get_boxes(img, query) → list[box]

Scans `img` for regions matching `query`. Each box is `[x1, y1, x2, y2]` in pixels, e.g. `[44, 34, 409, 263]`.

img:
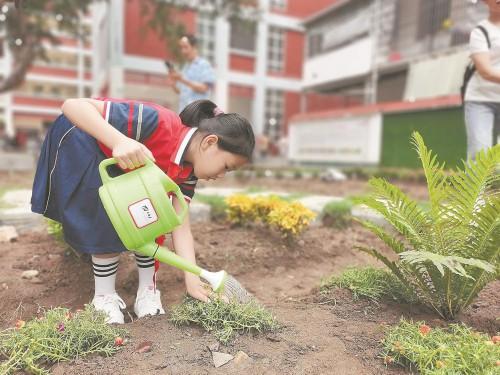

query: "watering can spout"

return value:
[136, 242, 203, 276]
[137, 242, 160, 258]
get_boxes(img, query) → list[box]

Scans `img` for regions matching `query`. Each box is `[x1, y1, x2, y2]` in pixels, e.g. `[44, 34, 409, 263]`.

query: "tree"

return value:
[0, 0, 252, 94]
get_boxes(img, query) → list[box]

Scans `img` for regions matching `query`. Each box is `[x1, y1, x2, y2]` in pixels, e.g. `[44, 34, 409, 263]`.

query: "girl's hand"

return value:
[185, 274, 211, 303]
[112, 137, 155, 170]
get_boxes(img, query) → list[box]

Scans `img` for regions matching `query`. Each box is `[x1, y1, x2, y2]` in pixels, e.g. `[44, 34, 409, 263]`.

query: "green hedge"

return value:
[381, 108, 466, 169]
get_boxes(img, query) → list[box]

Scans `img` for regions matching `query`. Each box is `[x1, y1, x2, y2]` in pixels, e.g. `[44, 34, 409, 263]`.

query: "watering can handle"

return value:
[98, 157, 151, 183]
[98, 158, 118, 184]
[164, 179, 189, 223]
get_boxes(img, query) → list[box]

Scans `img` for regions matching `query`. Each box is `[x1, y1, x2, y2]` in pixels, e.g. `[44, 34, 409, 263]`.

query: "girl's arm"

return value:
[171, 197, 211, 302]
[61, 98, 155, 170]
[472, 52, 500, 84]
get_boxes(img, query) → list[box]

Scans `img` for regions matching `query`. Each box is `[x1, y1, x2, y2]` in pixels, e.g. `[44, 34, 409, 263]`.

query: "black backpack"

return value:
[461, 25, 491, 102]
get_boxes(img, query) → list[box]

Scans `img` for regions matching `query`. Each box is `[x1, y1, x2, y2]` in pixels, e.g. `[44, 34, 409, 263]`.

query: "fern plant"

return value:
[355, 132, 499, 319]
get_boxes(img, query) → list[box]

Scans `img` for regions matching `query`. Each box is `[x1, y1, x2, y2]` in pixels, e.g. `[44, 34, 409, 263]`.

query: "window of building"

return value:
[264, 88, 284, 141]
[33, 85, 44, 96]
[84, 56, 92, 70]
[196, 11, 216, 65]
[267, 26, 284, 72]
[270, 0, 287, 11]
[230, 19, 256, 53]
[308, 33, 323, 58]
[417, 0, 451, 39]
[51, 86, 61, 97]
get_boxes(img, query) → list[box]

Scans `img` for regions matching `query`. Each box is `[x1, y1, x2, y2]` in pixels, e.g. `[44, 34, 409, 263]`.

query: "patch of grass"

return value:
[0, 305, 126, 375]
[322, 200, 353, 228]
[0, 187, 21, 209]
[170, 296, 279, 344]
[382, 319, 500, 375]
[320, 267, 417, 303]
[342, 167, 428, 183]
[244, 186, 265, 194]
[193, 194, 228, 221]
[46, 219, 64, 242]
[281, 192, 308, 201]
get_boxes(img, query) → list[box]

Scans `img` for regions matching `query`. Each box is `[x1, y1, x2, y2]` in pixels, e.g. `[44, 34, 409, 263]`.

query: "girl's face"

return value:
[192, 134, 248, 180]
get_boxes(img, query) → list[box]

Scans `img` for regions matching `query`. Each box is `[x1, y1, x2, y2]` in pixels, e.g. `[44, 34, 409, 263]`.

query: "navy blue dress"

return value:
[31, 115, 129, 253]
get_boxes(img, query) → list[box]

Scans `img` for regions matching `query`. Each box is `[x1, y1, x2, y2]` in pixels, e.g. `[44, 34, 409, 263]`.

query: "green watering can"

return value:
[97, 158, 230, 295]
[98, 157, 188, 251]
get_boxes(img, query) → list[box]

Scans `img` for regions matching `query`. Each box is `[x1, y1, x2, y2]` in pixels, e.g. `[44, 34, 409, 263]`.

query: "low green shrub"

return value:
[322, 200, 353, 229]
[382, 319, 500, 375]
[0, 305, 126, 375]
[320, 267, 416, 303]
[46, 219, 64, 242]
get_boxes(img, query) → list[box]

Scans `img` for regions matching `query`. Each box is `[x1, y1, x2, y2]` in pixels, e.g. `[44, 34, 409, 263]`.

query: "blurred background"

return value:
[0, 0, 490, 173]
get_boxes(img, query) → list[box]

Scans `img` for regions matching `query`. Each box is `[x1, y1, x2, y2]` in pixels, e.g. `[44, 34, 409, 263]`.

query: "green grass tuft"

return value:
[0, 305, 126, 375]
[170, 296, 279, 344]
[382, 319, 500, 375]
[320, 267, 417, 303]
[322, 200, 353, 229]
[46, 219, 64, 242]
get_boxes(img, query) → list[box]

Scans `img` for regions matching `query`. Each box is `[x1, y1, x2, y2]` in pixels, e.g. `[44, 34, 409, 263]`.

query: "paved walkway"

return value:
[0, 187, 385, 231]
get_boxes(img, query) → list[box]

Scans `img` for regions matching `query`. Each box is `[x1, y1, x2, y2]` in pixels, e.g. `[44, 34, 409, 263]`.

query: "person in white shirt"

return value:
[464, 0, 500, 159]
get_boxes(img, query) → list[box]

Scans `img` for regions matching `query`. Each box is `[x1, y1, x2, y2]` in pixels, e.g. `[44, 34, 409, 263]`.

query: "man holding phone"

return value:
[165, 34, 215, 112]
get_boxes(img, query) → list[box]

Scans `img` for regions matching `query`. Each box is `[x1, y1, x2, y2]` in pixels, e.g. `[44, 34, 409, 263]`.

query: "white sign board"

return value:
[288, 113, 382, 165]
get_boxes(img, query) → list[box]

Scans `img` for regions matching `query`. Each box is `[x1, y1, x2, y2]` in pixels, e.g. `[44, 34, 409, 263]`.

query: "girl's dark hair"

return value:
[179, 100, 255, 160]
[181, 34, 197, 47]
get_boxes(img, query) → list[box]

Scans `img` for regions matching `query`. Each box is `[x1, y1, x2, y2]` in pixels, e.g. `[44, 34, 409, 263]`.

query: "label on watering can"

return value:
[128, 198, 158, 228]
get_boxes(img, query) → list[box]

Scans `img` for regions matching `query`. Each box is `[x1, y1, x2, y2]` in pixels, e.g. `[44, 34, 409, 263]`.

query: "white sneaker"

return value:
[92, 293, 126, 324]
[134, 286, 166, 318]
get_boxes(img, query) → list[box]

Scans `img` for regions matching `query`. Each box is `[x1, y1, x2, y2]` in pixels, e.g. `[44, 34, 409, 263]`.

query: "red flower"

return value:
[114, 337, 124, 346]
[491, 336, 500, 344]
[15, 320, 25, 329]
[56, 322, 65, 332]
[419, 324, 431, 336]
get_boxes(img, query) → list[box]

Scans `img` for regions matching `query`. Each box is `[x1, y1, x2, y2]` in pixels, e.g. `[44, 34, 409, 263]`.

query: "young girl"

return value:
[31, 98, 255, 324]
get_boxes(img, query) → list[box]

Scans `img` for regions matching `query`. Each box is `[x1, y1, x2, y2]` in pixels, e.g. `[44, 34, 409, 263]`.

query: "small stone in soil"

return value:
[0, 226, 18, 242]
[21, 270, 39, 279]
[136, 340, 153, 353]
[1, 283, 8, 290]
[233, 351, 251, 366]
[29, 277, 43, 284]
[212, 351, 234, 368]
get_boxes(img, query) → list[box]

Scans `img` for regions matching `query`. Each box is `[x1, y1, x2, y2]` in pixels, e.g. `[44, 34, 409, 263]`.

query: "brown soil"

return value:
[1, 221, 498, 375]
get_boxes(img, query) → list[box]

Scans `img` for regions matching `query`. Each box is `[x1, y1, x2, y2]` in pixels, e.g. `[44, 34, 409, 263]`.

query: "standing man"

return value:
[463, 0, 500, 159]
[166, 34, 216, 112]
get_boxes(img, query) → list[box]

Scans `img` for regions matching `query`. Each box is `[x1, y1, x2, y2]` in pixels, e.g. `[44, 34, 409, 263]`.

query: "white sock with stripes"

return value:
[135, 254, 156, 290]
[92, 255, 119, 296]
